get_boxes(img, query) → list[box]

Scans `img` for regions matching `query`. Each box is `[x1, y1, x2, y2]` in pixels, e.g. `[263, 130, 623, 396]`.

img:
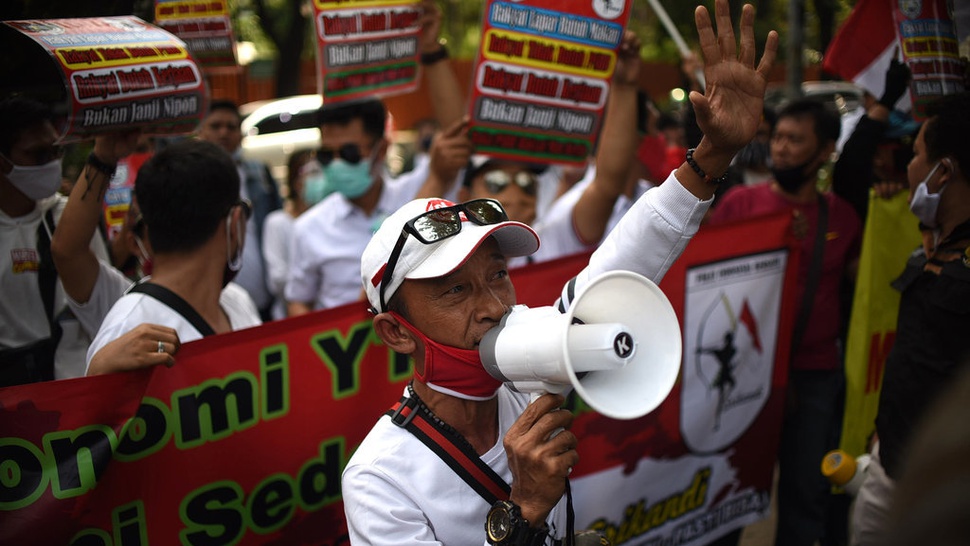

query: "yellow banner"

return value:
[840, 191, 921, 456]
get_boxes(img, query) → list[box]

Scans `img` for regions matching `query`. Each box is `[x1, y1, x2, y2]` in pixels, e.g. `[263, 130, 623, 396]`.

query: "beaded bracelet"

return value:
[86, 152, 117, 179]
[685, 147, 728, 185]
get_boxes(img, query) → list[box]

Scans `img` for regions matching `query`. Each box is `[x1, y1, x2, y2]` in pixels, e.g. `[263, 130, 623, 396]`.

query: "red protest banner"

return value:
[0, 213, 797, 546]
[467, 0, 631, 166]
[571, 212, 798, 544]
[312, 0, 423, 104]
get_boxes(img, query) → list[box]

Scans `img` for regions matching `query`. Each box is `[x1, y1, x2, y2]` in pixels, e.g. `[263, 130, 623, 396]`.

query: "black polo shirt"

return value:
[876, 221, 970, 479]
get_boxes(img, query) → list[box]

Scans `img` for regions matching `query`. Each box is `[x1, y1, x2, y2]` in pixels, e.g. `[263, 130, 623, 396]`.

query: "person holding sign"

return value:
[0, 96, 111, 385]
[84, 140, 262, 372]
[421, 31, 644, 266]
[285, 0, 467, 315]
[341, 1, 778, 543]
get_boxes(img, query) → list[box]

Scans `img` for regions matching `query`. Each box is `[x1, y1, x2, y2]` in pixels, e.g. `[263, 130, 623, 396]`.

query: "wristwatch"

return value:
[485, 500, 548, 545]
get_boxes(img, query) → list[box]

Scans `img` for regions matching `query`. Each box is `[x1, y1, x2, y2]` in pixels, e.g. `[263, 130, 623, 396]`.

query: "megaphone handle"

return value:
[530, 391, 565, 439]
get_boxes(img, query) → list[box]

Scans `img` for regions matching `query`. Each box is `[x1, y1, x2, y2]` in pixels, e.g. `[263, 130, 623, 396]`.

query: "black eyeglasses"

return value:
[317, 143, 364, 166]
[378, 199, 509, 313]
[483, 170, 538, 196]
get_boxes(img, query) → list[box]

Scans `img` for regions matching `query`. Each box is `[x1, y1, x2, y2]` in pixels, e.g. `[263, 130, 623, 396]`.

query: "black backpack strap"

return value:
[129, 282, 216, 337]
[387, 393, 511, 505]
[33, 208, 60, 382]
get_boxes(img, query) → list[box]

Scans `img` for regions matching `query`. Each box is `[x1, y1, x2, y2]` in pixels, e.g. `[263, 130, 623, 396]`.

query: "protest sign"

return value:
[893, 0, 965, 119]
[311, 0, 424, 104]
[0, 16, 207, 142]
[467, 0, 631, 166]
[154, 0, 238, 69]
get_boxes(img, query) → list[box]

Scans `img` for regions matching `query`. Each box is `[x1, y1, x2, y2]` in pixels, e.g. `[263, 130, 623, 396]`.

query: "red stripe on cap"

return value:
[371, 263, 387, 288]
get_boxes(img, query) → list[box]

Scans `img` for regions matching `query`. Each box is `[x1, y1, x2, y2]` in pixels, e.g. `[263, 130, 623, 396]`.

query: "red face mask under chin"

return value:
[391, 312, 503, 401]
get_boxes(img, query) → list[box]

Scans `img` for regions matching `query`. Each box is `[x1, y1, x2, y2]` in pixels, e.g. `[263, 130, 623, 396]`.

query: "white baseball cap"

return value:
[361, 197, 539, 312]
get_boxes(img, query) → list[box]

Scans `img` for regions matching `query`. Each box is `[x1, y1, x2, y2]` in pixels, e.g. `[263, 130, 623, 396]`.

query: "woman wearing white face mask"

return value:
[851, 92, 970, 546]
[0, 96, 113, 385]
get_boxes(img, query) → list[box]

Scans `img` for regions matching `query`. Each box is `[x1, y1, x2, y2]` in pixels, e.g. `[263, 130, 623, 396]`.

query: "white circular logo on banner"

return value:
[592, 0, 625, 20]
[898, 0, 922, 19]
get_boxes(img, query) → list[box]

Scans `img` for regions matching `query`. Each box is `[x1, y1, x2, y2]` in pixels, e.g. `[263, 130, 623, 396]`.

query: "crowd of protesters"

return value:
[2, 0, 969, 545]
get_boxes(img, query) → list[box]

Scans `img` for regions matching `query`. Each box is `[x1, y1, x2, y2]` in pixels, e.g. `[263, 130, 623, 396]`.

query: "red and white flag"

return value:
[822, 0, 900, 103]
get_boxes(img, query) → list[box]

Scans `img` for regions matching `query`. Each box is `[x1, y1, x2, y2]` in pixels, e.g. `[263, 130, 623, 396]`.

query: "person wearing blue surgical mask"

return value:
[0, 96, 111, 385]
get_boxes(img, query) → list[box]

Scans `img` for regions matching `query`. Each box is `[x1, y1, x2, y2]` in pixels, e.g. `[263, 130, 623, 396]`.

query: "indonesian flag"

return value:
[822, 0, 901, 104]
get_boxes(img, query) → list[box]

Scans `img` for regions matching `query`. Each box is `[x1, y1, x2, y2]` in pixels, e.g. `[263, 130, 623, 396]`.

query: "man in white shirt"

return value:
[86, 140, 261, 373]
[342, 2, 779, 543]
[285, 1, 466, 314]
[285, 98, 433, 313]
[198, 99, 282, 321]
[0, 96, 110, 384]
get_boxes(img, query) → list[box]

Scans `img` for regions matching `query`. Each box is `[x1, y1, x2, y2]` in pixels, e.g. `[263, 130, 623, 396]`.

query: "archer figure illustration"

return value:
[697, 330, 739, 431]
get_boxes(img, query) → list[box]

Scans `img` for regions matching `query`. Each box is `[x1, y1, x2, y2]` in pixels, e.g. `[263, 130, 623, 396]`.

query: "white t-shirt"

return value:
[85, 280, 261, 372]
[285, 161, 429, 310]
[342, 386, 568, 545]
[261, 209, 296, 320]
[0, 194, 109, 379]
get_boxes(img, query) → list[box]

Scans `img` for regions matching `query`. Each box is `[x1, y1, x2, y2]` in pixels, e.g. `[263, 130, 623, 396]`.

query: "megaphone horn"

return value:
[480, 270, 682, 420]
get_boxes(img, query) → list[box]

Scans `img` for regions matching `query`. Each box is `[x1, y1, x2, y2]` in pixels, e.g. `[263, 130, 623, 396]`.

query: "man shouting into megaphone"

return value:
[342, 1, 778, 543]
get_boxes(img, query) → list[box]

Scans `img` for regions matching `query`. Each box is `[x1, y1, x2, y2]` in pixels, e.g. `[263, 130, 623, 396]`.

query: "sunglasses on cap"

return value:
[483, 170, 537, 196]
[378, 198, 509, 313]
[316, 143, 366, 166]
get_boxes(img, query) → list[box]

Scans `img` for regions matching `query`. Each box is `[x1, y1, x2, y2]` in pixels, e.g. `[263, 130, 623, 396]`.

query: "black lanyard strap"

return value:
[128, 282, 216, 337]
[387, 391, 511, 505]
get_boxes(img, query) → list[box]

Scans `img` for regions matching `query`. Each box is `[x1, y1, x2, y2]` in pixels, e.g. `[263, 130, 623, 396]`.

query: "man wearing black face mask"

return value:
[709, 99, 862, 546]
[85, 140, 262, 373]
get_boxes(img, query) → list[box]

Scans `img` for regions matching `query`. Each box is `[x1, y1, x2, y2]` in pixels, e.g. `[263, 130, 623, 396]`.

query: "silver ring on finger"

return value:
[157, 340, 165, 353]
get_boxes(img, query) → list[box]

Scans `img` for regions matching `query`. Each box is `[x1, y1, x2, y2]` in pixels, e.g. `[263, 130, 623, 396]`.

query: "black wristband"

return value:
[685, 148, 727, 185]
[86, 152, 117, 178]
[420, 46, 449, 65]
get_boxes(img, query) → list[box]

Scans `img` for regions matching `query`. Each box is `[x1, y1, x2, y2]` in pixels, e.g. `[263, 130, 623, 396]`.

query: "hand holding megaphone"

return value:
[479, 271, 682, 420]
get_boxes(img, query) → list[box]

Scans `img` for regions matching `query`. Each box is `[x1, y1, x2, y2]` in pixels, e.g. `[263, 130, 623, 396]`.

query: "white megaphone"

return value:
[479, 270, 682, 420]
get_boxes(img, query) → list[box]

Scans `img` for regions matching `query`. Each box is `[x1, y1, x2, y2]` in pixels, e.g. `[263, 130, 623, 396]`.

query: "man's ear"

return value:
[373, 313, 417, 355]
[231, 206, 247, 246]
[941, 157, 958, 179]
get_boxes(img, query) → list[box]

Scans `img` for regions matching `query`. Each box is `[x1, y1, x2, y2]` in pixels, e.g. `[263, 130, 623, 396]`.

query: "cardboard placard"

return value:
[467, 0, 631, 166]
[0, 16, 208, 142]
[154, 0, 238, 70]
[312, 0, 424, 104]
[893, 0, 965, 120]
